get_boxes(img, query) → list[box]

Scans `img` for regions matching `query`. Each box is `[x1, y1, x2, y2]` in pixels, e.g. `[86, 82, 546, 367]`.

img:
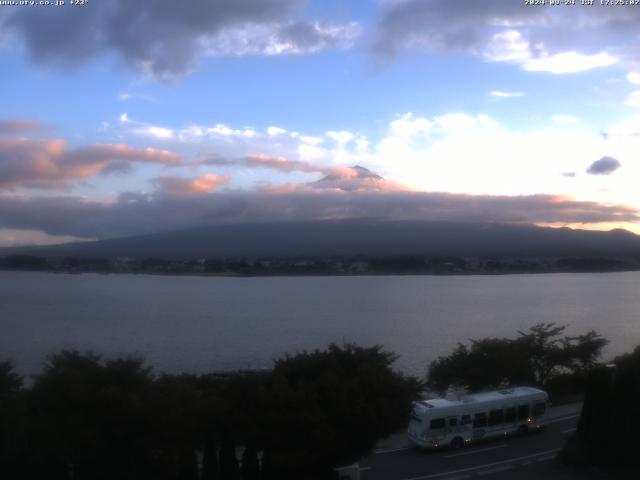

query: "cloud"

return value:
[308, 165, 407, 192]
[326, 130, 355, 144]
[133, 126, 175, 140]
[628, 72, 640, 85]
[1, 190, 636, 240]
[389, 113, 433, 139]
[373, 1, 629, 74]
[586, 156, 621, 175]
[267, 126, 287, 136]
[152, 174, 230, 195]
[523, 51, 618, 74]
[0, 120, 44, 135]
[204, 20, 359, 57]
[202, 154, 395, 191]
[118, 92, 156, 103]
[626, 91, 640, 107]
[603, 115, 640, 138]
[0, 228, 93, 248]
[0, 137, 180, 190]
[203, 154, 334, 174]
[484, 30, 618, 74]
[300, 136, 323, 145]
[489, 91, 524, 98]
[6, 0, 357, 78]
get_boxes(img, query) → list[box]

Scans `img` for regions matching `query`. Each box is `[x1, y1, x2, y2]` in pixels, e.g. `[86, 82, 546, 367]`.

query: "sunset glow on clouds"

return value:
[2, 0, 640, 246]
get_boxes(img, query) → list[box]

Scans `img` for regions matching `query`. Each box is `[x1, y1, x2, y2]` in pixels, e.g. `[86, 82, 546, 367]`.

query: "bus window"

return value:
[461, 415, 471, 425]
[430, 418, 446, 430]
[517, 404, 529, 420]
[488, 409, 504, 426]
[533, 402, 546, 416]
[505, 407, 516, 422]
[449, 418, 458, 427]
[473, 412, 487, 428]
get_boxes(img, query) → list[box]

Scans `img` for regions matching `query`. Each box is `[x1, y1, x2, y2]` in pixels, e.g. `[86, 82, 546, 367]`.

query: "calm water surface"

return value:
[2, 271, 639, 378]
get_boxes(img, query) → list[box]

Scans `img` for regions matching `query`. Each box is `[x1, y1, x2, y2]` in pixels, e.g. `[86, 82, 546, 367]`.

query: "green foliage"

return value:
[428, 338, 533, 391]
[1, 344, 419, 480]
[262, 343, 422, 478]
[0, 360, 22, 396]
[428, 323, 608, 392]
[27, 351, 156, 480]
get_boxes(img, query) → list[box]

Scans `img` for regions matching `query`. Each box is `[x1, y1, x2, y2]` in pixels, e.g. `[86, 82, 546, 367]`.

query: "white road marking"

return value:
[444, 444, 508, 458]
[373, 446, 411, 454]
[535, 454, 557, 462]
[544, 414, 580, 425]
[562, 427, 576, 434]
[399, 448, 562, 480]
[359, 466, 372, 471]
[477, 465, 514, 475]
[521, 460, 532, 465]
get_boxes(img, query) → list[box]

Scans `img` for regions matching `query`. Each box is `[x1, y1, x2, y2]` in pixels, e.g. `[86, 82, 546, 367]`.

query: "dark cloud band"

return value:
[0, 190, 636, 240]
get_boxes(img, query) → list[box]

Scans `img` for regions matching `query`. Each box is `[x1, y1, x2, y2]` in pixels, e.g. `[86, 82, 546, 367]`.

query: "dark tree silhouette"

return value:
[0, 360, 22, 396]
[1, 344, 419, 480]
[427, 323, 608, 392]
[260, 343, 421, 479]
[27, 351, 156, 480]
[577, 346, 640, 467]
[427, 338, 533, 391]
[562, 345, 640, 470]
[219, 433, 240, 480]
[241, 442, 260, 480]
[201, 433, 219, 480]
[0, 360, 25, 479]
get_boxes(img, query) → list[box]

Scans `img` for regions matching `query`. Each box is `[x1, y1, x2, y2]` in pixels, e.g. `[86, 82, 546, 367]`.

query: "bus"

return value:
[407, 386, 549, 449]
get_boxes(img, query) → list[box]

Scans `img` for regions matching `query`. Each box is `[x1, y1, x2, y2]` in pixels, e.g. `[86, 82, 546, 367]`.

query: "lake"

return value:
[2, 270, 639, 378]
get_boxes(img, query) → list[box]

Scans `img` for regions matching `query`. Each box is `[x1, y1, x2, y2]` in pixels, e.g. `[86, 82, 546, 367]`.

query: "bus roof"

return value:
[417, 386, 546, 410]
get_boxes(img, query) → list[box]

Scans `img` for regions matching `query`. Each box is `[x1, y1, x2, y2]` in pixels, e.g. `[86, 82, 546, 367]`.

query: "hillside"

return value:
[4, 220, 640, 260]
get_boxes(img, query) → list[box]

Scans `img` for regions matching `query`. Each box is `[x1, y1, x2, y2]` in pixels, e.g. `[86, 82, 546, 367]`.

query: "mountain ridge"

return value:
[3, 219, 640, 260]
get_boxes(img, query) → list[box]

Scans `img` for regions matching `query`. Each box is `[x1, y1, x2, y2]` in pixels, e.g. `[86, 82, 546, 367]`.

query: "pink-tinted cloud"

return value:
[205, 153, 345, 175]
[0, 138, 180, 190]
[0, 120, 45, 135]
[206, 155, 408, 192]
[152, 174, 230, 195]
[308, 165, 407, 192]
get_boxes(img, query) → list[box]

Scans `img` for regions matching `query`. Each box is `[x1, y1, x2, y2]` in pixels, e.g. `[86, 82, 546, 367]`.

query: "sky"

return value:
[1, 0, 640, 246]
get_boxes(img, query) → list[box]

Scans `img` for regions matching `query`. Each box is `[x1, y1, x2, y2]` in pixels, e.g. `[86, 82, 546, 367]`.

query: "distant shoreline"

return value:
[4, 252, 640, 277]
[3, 266, 640, 278]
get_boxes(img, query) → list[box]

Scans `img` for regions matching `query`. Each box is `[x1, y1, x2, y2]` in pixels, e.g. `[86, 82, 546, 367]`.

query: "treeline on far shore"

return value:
[1, 324, 639, 479]
[2, 253, 640, 276]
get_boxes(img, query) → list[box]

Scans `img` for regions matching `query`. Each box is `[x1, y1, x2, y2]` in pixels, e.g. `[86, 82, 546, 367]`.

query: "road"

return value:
[359, 403, 583, 480]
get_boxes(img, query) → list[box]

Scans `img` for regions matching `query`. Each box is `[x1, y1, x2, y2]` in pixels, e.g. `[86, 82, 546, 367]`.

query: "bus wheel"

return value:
[450, 437, 464, 449]
[517, 425, 528, 436]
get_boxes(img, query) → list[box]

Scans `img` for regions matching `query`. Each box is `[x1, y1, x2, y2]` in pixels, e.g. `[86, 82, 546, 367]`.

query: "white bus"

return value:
[407, 386, 549, 449]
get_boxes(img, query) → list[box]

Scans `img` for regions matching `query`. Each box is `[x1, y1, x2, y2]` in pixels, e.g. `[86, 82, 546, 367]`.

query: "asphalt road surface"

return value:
[360, 404, 584, 480]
